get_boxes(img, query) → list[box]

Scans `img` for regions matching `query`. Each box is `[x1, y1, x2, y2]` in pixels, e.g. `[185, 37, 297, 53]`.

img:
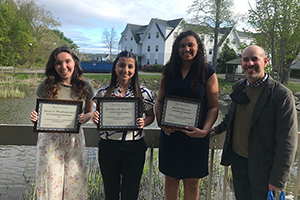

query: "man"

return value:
[212, 45, 298, 199]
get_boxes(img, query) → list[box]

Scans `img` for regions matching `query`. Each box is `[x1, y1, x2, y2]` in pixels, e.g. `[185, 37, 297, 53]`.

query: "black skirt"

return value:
[159, 130, 209, 179]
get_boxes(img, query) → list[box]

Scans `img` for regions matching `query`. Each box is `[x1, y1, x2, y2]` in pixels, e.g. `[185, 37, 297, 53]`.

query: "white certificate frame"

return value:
[96, 97, 141, 131]
[34, 98, 83, 133]
[159, 95, 203, 129]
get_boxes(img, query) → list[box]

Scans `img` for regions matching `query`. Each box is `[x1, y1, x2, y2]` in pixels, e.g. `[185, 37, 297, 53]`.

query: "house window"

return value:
[208, 61, 212, 65]
[233, 39, 236, 44]
[201, 35, 205, 42]
[147, 59, 150, 64]
[209, 49, 213, 55]
[210, 37, 213, 43]
[131, 36, 133, 41]
[148, 33, 151, 39]
[130, 46, 133, 52]
[226, 38, 230, 43]
[155, 45, 158, 52]
[125, 46, 127, 51]
[156, 32, 159, 38]
[155, 59, 158, 64]
[125, 36, 127, 41]
[148, 45, 150, 52]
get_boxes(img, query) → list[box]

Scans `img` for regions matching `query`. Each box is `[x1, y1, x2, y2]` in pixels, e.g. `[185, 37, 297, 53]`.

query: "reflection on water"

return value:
[0, 145, 98, 199]
[0, 88, 36, 125]
[0, 87, 97, 126]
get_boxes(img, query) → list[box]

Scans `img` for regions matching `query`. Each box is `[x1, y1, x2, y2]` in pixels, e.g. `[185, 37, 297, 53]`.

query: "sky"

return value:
[36, 0, 255, 54]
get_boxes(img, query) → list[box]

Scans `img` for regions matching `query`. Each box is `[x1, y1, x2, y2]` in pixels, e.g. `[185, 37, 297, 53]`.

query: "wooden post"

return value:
[223, 166, 228, 200]
[148, 148, 154, 200]
[207, 149, 215, 200]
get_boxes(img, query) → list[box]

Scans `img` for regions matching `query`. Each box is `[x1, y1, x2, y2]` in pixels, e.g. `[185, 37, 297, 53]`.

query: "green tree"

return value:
[53, 29, 78, 50]
[16, 0, 61, 67]
[102, 27, 118, 61]
[187, 0, 237, 71]
[0, 0, 33, 66]
[248, 0, 300, 83]
[217, 43, 238, 73]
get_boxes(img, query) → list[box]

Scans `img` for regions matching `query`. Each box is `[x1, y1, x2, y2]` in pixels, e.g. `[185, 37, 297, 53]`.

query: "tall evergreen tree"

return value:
[217, 43, 238, 73]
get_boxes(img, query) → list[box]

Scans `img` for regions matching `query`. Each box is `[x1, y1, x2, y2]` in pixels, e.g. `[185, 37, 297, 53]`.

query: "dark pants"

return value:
[231, 151, 268, 200]
[98, 138, 146, 200]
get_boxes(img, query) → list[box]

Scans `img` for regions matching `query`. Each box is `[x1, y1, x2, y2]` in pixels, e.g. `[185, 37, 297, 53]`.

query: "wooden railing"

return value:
[0, 124, 299, 200]
[0, 66, 14, 74]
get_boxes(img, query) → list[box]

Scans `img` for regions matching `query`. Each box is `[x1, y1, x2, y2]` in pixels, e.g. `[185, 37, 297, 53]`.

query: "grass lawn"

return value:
[283, 82, 300, 93]
[1, 73, 300, 94]
[84, 74, 162, 81]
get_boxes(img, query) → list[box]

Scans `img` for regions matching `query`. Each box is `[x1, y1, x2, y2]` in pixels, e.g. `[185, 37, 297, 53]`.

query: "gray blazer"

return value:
[215, 76, 298, 191]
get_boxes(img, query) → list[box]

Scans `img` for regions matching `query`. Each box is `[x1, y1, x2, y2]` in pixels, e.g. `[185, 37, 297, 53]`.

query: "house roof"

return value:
[236, 30, 251, 38]
[152, 18, 183, 40]
[152, 18, 182, 29]
[225, 57, 241, 65]
[127, 24, 144, 43]
[218, 27, 234, 46]
[123, 18, 183, 43]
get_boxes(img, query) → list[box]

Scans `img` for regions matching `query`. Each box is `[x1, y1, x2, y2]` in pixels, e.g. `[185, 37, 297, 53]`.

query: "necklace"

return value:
[60, 82, 72, 93]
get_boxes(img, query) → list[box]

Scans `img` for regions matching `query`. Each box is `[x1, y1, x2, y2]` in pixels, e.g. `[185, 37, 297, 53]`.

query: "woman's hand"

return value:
[181, 126, 209, 138]
[78, 112, 91, 125]
[137, 118, 144, 129]
[210, 127, 216, 136]
[160, 126, 179, 134]
[30, 110, 38, 123]
[92, 111, 99, 126]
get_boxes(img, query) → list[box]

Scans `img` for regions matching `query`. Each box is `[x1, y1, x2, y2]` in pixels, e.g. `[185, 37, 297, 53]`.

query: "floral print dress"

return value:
[35, 80, 94, 199]
[36, 129, 87, 199]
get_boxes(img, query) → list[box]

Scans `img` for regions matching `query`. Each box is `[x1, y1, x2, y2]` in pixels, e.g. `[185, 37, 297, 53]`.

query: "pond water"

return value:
[0, 85, 298, 199]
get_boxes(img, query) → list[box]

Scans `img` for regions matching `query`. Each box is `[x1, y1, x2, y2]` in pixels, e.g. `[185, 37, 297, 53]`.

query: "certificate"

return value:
[96, 97, 141, 130]
[34, 98, 83, 133]
[159, 95, 203, 129]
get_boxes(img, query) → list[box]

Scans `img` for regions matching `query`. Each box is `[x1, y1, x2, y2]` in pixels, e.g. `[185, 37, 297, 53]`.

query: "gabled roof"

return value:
[236, 30, 252, 38]
[152, 18, 183, 29]
[152, 18, 183, 40]
[127, 24, 144, 43]
[121, 18, 183, 43]
[225, 57, 241, 65]
[218, 27, 234, 46]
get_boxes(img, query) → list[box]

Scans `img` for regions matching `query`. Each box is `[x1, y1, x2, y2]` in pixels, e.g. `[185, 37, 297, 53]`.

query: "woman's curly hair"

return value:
[44, 46, 88, 100]
[161, 30, 208, 91]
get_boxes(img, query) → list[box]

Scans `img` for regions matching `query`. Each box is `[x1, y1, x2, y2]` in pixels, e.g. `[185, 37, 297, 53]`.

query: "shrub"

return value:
[142, 64, 150, 71]
[149, 64, 164, 72]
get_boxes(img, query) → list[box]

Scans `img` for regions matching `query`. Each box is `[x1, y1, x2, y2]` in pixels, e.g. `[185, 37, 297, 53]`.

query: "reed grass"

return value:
[0, 88, 26, 98]
[2, 149, 298, 199]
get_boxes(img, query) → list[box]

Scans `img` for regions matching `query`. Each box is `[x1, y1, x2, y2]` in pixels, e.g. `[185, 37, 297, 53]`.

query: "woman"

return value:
[92, 51, 154, 200]
[30, 46, 94, 199]
[155, 30, 219, 199]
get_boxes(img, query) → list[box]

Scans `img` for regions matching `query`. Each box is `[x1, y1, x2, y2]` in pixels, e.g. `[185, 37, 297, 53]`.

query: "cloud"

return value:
[36, 0, 254, 53]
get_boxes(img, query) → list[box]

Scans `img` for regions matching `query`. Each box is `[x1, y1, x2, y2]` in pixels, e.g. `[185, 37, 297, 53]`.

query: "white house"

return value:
[119, 18, 254, 67]
[119, 18, 184, 66]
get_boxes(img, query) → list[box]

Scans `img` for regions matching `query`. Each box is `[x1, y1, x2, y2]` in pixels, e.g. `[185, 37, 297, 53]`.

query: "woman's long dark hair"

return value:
[162, 30, 208, 90]
[44, 46, 88, 100]
[105, 51, 143, 102]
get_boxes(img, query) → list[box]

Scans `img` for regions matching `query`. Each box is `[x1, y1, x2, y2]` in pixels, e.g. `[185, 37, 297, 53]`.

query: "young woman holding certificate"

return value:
[155, 30, 219, 199]
[29, 46, 94, 199]
[92, 51, 154, 200]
